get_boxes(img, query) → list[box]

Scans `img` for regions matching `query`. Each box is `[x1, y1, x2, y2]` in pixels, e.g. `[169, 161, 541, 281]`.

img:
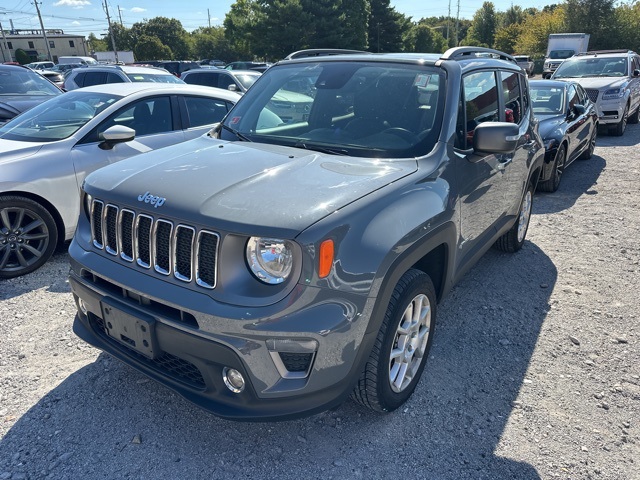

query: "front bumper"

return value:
[596, 100, 626, 125]
[69, 240, 376, 421]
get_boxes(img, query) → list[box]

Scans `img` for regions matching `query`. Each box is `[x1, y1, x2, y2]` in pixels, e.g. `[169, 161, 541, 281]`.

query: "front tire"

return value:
[0, 196, 58, 279]
[628, 104, 640, 124]
[494, 182, 534, 253]
[610, 103, 629, 136]
[538, 144, 566, 193]
[579, 127, 597, 160]
[352, 269, 436, 412]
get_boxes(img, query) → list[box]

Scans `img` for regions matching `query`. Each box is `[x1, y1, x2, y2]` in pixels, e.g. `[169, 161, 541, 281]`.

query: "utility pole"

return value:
[0, 22, 9, 63]
[103, 0, 119, 63]
[118, 5, 124, 26]
[207, 8, 211, 28]
[446, 0, 451, 46]
[33, 1, 52, 61]
[455, 0, 460, 47]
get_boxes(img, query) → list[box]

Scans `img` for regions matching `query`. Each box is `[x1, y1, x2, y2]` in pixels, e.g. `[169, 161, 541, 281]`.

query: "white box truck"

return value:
[93, 51, 135, 64]
[543, 33, 590, 78]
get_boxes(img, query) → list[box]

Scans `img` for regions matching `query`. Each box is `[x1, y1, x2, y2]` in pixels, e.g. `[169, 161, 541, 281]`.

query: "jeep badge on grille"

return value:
[138, 191, 166, 208]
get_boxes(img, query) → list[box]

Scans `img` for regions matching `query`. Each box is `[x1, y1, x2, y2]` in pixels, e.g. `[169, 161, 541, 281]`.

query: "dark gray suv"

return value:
[69, 47, 544, 420]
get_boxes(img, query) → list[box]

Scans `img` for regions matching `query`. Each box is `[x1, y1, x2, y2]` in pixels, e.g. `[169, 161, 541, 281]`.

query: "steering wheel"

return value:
[381, 127, 418, 143]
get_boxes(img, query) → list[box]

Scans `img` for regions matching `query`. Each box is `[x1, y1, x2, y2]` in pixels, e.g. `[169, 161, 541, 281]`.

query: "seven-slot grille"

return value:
[90, 200, 219, 288]
[585, 89, 599, 103]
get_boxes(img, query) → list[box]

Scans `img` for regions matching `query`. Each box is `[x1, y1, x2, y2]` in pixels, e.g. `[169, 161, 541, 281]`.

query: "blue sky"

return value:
[1, 0, 556, 38]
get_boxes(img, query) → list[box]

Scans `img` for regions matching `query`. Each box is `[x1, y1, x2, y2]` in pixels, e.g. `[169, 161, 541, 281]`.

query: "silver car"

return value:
[0, 83, 241, 279]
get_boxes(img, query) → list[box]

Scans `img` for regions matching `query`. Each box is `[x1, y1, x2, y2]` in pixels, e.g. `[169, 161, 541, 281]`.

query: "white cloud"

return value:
[71, 21, 81, 25]
[131, 7, 146, 13]
[53, 0, 91, 7]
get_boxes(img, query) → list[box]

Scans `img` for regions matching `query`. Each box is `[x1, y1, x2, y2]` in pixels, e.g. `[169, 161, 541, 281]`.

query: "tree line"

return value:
[89, 0, 640, 62]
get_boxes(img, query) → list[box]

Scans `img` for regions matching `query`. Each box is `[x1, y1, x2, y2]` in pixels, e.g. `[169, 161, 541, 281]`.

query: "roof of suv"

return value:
[278, 47, 519, 73]
[574, 49, 637, 58]
[74, 64, 173, 74]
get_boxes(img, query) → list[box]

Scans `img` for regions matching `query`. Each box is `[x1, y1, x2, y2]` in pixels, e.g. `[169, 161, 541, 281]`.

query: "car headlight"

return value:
[602, 88, 625, 100]
[83, 191, 93, 221]
[544, 62, 550, 69]
[246, 237, 293, 284]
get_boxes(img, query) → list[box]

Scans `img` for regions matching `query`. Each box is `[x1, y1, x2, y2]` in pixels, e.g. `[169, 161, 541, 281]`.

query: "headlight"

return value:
[246, 237, 293, 284]
[83, 191, 93, 221]
[602, 88, 625, 100]
[544, 62, 550, 69]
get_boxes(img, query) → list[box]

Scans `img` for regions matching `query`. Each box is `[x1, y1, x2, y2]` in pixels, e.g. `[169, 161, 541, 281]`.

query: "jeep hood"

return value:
[84, 137, 418, 237]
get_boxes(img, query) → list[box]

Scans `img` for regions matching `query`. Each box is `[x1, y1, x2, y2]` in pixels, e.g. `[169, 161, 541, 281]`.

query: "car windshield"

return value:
[0, 91, 120, 142]
[0, 68, 61, 96]
[515, 56, 530, 62]
[554, 57, 628, 78]
[530, 86, 565, 115]
[234, 73, 260, 90]
[219, 61, 445, 158]
[125, 73, 184, 83]
[549, 49, 575, 60]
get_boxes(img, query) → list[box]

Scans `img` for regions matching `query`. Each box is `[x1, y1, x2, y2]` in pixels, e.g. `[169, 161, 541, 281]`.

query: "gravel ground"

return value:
[1, 124, 639, 479]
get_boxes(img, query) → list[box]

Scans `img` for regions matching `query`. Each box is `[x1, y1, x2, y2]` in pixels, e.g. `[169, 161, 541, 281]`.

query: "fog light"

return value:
[222, 367, 245, 393]
[78, 298, 88, 315]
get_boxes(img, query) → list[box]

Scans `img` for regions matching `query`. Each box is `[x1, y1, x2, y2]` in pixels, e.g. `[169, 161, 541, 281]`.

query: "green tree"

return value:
[15, 48, 30, 64]
[87, 33, 108, 52]
[514, 6, 565, 57]
[368, 0, 410, 52]
[615, 1, 640, 52]
[405, 23, 447, 53]
[250, 0, 310, 59]
[564, 0, 616, 50]
[131, 17, 191, 59]
[134, 34, 173, 61]
[104, 23, 133, 52]
[192, 27, 236, 62]
[493, 23, 522, 54]
[342, 0, 370, 50]
[223, 0, 262, 59]
[502, 5, 525, 27]
[463, 2, 497, 47]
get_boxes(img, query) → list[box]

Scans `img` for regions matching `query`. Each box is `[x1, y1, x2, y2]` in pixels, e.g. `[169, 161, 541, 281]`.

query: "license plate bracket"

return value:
[100, 298, 158, 359]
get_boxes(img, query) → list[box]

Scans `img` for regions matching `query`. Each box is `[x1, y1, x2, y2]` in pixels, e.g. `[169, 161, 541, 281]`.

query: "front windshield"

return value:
[0, 91, 120, 142]
[0, 68, 61, 96]
[554, 56, 628, 78]
[220, 61, 445, 158]
[125, 73, 184, 83]
[549, 50, 575, 60]
[235, 73, 260, 90]
[530, 85, 565, 115]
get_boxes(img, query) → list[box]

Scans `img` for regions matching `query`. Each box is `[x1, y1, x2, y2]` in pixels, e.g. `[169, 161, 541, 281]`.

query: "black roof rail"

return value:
[283, 49, 371, 60]
[440, 47, 516, 64]
[575, 49, 636, 56]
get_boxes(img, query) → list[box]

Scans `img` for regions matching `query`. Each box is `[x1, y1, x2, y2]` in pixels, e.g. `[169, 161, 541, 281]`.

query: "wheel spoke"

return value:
[20, 243, 44, 258]
[21, 218, 45, 235]
[14, 248, 29, 267]
[0, 209, 12, 231]
[393, 362, 408, 391]
[13, 209, 25, 231]
[390, 346, 404, 362]
[0, 248, 11, 269]
[21, 232, 49, 241]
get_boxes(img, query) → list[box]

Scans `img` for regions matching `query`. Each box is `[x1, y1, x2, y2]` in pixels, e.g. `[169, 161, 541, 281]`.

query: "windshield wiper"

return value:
[294, 141, 349, 156]
[221, 124, 252, 142]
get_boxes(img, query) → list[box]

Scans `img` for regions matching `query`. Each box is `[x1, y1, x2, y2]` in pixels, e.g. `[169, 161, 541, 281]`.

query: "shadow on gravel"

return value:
[0, 244, 555, 479]
[595, 123, 640, 148]
[533, 154, 606, 215]
[0, 251, 70, 300]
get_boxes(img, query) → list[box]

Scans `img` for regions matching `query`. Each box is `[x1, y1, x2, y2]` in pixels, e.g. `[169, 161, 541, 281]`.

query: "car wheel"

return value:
[494, 182, 534, 253]
[538, 144, 566, 193]
[351, 269, 436, 412]
[610, 103, 629, 136]
[0, 196, 58, 279]
[579, 127, 597, 160]
[628, 104, 640, 124]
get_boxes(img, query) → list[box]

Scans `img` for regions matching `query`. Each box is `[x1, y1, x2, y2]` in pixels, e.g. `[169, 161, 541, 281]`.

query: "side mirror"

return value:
[227, 84, 238, 92]
[473, 122, 520, 154]
[98, 125, 135, 150]
[634, 69, 640, 77]
[573, 104, 586, 116]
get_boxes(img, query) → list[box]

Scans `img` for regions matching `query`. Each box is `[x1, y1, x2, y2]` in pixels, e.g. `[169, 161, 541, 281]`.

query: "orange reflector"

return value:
[319, 239, 334, 278]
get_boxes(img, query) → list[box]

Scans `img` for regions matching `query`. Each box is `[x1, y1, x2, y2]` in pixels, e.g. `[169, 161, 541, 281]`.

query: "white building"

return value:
[0, 29, 89, 63]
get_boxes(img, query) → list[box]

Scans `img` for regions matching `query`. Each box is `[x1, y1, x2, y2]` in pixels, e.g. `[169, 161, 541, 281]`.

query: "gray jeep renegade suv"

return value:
[69, 47, 544, 420]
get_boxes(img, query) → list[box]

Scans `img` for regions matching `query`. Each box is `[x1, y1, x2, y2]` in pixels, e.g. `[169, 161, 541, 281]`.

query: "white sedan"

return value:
[0, 83, 242, 279]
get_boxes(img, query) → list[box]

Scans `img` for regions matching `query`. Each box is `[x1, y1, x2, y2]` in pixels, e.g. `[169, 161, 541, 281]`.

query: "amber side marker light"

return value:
[319, 239, 334, 278]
